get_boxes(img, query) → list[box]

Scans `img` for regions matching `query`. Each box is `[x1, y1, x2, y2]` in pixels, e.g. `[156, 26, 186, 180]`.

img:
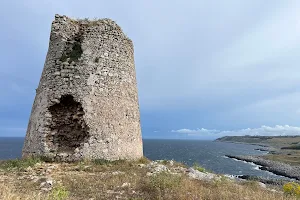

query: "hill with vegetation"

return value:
[1, 157, 299, 200]
[216, 135, 300, 147]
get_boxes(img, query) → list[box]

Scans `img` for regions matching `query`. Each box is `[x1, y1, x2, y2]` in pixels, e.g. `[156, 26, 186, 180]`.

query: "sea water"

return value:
[0, 137, 290, 179]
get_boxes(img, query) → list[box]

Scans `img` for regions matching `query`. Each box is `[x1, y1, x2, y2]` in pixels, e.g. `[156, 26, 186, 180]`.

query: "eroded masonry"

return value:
[22, 14, 143, 161]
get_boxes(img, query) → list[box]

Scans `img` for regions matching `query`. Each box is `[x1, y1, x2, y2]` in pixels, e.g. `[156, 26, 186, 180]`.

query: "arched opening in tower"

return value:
[48, 95, 89, 153]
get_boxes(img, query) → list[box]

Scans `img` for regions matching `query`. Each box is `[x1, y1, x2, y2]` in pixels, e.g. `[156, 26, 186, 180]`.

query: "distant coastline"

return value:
[216, 135, 300, 182]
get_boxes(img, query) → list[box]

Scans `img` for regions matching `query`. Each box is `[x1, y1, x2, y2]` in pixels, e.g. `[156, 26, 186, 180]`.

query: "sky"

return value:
[1, 0, 300, 139]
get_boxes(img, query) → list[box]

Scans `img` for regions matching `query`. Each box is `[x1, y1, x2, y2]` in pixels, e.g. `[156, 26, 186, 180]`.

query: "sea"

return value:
[0, 137, 290, 180]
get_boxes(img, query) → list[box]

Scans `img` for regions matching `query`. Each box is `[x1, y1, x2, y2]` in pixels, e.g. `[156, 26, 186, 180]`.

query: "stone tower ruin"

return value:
[22, 14, 143, 161]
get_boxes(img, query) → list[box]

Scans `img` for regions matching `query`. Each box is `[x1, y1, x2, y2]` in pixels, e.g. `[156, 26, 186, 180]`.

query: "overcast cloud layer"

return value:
[1, 1, 300, 139]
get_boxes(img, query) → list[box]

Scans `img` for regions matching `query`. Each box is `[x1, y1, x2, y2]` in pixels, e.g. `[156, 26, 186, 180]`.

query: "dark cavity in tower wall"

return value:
[47, 95, 89, 153]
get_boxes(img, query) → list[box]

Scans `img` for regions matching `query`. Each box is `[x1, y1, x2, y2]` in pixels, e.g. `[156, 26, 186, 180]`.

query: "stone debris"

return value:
[24, 166, 33, 172]
[258, 182, 266, 188]
[112, 171, 125, 176]
[187, 168, 221, 181]
[121, 182, 130, 188]
[146, 161, 170, 176]
[169, 160, 174, 166]
[138, 164, 145, 168]
[40, 179, 54, 191]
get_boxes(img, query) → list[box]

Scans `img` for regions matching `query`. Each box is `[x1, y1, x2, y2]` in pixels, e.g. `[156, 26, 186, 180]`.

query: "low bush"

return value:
[48, 185, 69, 200]
[193, 163, 208, 173]
[283, 182, 300, 197]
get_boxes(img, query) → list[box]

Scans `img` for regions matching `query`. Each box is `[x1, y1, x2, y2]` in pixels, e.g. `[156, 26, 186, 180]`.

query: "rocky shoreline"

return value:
[236, 175, 290, 186]
[226, 155, 300, 181]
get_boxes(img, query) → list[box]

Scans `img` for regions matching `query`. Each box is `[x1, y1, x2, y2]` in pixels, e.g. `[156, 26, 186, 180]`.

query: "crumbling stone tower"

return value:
[22, 14, 143, 161]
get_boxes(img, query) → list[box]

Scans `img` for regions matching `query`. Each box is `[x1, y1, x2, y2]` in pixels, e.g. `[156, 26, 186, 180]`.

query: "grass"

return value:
[0, 157, 43, 171]
[0, 182, 46, 200]
[0, 157, 298, 200]
[193, 163, 209, 173]
[140, 172, 182, 199]
[263, 154, 300, 166]
[48, 185, 69, 200]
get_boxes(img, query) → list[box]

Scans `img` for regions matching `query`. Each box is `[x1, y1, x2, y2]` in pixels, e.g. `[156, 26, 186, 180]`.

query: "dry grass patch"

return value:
[138, 172, 295, 200]
[0, 182, 46, 200]
[264, 153, 300, 166]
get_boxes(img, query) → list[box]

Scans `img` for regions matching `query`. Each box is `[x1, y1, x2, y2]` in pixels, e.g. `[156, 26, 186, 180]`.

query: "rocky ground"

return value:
[0, 158, 298, 200]
[226, 155, 300, 181]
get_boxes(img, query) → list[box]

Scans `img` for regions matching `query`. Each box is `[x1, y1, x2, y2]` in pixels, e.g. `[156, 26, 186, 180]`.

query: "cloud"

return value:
[2, 1, 300, 138]
[171, 125, 300, 138]
[171, 128, 219, 134]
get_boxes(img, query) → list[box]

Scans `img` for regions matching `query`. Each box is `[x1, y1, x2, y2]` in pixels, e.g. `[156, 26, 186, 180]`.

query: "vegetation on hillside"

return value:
[0, 157, 299, 200]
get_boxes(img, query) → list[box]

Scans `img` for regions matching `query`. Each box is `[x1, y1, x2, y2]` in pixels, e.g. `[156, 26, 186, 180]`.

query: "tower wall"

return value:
[22, 14, 143, 161]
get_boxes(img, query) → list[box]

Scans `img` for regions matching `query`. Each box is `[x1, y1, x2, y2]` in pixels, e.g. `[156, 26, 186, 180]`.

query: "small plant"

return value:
[161, 160, 168, 165]
[193, 163, 207, 173]
[75, 161, 86, 171]
[283, 182, 300, 197]
[137, 157, 150, 164]
[48, 185, 69, 200]
[92, 159, 111, 165]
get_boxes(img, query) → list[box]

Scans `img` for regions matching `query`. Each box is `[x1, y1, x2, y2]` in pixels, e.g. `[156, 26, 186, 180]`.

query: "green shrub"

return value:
[193, 163, 207, 173]
[137, 157, 150, 164]
[283, 182, 300, 197]
[48, 185, 69, 200]
[161, 160, 168, 165]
